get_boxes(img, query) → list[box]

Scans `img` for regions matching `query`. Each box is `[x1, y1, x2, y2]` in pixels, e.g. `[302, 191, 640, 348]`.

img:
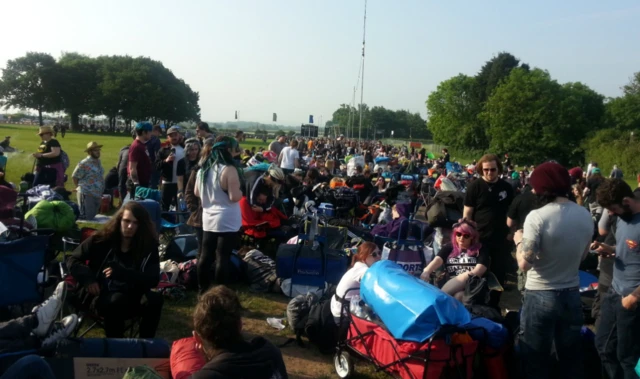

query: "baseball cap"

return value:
[135, 122, 153, 131]
[167, 126, 181, 135]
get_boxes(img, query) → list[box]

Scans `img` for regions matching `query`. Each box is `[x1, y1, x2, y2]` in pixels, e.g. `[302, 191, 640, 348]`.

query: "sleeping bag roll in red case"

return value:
[171, 337, 206, 379]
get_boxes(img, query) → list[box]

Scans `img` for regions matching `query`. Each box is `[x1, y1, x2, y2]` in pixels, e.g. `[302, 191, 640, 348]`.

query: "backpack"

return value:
[243, 249, 279, 293]
[304, 296, 340, 354]
[425, 191, 464, 228]
[286, 293, 319, 346]
[60, 150, 70, 171]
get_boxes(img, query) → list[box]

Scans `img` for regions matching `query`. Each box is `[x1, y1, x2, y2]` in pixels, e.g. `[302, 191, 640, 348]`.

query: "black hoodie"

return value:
[191, 337, 288, 379]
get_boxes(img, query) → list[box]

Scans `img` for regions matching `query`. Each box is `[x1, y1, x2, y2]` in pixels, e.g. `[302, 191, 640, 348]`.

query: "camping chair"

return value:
[0, 235, 52, 309]
[0, 186, 18, 220]
[60, 258, 141, 339]
[0, 155, 7, 170]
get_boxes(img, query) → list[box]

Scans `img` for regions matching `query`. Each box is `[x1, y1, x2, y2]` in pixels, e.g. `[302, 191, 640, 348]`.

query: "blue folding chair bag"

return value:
[360, 260, 470, 343]
[275, 239, 347, 286]
[0, 236, 50, 307]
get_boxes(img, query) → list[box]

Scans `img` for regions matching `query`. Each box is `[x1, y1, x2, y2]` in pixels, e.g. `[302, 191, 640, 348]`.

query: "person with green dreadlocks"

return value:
[194, 136, 243, 292]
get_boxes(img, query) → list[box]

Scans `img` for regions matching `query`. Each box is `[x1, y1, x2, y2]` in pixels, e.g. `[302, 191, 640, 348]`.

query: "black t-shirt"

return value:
[37, 139, 62, 166]
[437, 244, 490, 277]
[464, 178, 514, 241]
[507, 191, 540, 230]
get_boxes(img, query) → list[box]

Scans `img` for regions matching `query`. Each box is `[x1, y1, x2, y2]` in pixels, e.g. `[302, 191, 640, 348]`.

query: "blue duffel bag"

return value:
[361, 260, 470, 343]
[276, 235, 348, 290]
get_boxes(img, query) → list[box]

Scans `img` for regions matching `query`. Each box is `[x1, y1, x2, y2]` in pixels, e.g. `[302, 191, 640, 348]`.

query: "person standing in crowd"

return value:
[441, 148, 450, 164]
[155, 127, 185, 211]
[185, 140, 212, 261]
[196, 122, 215, 143]
[191, 286, 288, 379]
[195, 137, 243, 292]
[463, 154, 515, 305]
[610, 164, 624, 179]
[33, 126, 65, 187]
[269, 136, 287, 157]
[507, 184, 541, 293]
[586, 167, 605, 219]
[235, 130, 245, 142]
[127, 122, 153, 197]
[67, 202, 163, 338]
[72, 142, 105, 220]
[147, 125, 163, 189]
[513, 162, 592, 379]
[179, 138, 201, 190]
[594, 179, 640, 379]
[278, 140, 300, 175]
[116, 136, 134, 205]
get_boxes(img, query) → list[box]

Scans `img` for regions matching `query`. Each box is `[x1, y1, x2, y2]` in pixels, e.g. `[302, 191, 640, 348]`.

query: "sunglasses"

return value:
[371, 250, 381, 258]
[455, 232, 471, 239]
[483, 168, 497, 173]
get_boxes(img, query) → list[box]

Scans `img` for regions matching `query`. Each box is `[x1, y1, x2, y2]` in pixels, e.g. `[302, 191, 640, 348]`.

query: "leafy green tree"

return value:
[483, 68, 604, 165]
[56, 52, 100, 130]
[426, 74, 483, 149]
[0, 52, 58, 125]
[605, 72, 640, 132]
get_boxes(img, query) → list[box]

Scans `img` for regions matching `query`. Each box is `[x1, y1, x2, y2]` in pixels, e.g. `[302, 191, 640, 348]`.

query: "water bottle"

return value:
[350, 295, 366, 319]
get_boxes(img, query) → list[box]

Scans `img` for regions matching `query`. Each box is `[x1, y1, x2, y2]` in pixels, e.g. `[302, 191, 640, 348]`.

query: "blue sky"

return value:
[2, 0, 639, 125]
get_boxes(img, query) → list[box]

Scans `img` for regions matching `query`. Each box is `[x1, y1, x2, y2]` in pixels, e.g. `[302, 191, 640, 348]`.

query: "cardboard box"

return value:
[72, 357, 171, 379]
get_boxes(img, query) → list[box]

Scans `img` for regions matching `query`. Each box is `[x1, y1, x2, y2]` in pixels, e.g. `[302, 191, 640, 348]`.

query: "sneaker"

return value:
[31, 282, 66, 338]
[42, 314, 78, 349]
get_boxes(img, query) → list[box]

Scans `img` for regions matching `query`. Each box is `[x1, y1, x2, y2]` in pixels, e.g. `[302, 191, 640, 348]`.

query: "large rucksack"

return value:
[286, 293, 320, 346]
[243, 249, 279, 293]
[425, 191, 464, 228]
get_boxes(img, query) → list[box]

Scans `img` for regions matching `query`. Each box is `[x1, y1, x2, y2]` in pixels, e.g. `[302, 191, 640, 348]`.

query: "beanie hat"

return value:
[530, 162, 571, 197]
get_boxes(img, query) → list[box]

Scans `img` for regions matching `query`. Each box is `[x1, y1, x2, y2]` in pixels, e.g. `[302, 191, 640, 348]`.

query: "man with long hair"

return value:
[463, 154, 515, 305]
[67, 202, 163, 338]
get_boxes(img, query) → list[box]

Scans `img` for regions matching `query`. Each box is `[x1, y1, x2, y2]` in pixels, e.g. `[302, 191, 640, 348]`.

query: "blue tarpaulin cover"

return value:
[360, 260, 471, 343]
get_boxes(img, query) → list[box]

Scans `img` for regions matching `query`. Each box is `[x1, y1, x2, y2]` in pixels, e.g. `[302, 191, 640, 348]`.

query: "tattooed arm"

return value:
[516, 238, 538, 272]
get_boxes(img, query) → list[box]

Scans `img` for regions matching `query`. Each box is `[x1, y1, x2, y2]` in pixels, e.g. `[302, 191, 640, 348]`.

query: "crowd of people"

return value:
[1, 121, 639, 379]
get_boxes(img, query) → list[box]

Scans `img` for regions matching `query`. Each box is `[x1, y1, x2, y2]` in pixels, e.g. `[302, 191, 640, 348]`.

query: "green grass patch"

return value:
[0, 124, 269, 191]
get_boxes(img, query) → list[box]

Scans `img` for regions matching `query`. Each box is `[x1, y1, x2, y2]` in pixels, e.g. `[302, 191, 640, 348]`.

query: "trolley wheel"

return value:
[334, 350, 354, 378]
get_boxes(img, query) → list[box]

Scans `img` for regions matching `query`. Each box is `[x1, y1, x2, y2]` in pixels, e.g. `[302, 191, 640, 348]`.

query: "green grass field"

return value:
[0, 124, 271, 190]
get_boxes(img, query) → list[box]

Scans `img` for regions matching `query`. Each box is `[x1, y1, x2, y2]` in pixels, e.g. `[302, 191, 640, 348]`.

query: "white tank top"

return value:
[196, 164, 241, 233]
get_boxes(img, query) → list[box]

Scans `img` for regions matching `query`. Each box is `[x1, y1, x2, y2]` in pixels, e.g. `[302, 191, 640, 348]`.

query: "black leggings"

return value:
[95, 291, 164, 338]
[198, 231, 239, 292]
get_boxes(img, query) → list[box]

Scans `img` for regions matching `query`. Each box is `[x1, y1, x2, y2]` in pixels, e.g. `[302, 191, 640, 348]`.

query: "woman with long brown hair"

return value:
[330, 242, 381, 323]
[67, 202, 163, 338]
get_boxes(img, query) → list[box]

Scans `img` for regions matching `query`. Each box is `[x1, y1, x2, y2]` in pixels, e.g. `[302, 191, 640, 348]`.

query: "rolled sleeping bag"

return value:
[24, 200, 76, 232]
[360, 260, 470, 343]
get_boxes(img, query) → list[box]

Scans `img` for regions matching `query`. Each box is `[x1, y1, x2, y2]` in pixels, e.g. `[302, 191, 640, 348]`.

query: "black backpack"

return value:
[286, 293, 319, 346]
[426, 191, 464, 228]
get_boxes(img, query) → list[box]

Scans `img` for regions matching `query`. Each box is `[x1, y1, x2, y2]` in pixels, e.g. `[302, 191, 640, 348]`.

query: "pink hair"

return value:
[448, 222, 481, 258]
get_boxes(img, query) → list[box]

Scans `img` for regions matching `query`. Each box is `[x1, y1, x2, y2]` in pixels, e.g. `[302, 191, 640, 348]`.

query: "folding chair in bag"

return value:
[0, 235, 52, 310]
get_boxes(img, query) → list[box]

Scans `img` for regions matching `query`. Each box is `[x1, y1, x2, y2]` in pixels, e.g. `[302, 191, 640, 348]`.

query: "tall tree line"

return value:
[426, 52, 640, 167]
[0, 52, 201, 130]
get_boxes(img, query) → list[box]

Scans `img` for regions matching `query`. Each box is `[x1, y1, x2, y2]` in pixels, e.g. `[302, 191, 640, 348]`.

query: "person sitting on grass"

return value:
[66, 202, 163, 338]
[420, 220, 489, 300]
[191, 285, 288, 379]
[240, 188, 288, 239]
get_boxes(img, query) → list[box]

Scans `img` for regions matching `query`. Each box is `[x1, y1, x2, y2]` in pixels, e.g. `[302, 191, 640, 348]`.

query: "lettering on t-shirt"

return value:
[445, 254, 478, 276]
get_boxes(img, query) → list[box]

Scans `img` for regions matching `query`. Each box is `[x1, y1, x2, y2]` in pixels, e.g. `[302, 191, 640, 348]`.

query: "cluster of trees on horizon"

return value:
[425, 52, 640, 168]
[0, 52, 201, 131]
[327, 104, 431, 140]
